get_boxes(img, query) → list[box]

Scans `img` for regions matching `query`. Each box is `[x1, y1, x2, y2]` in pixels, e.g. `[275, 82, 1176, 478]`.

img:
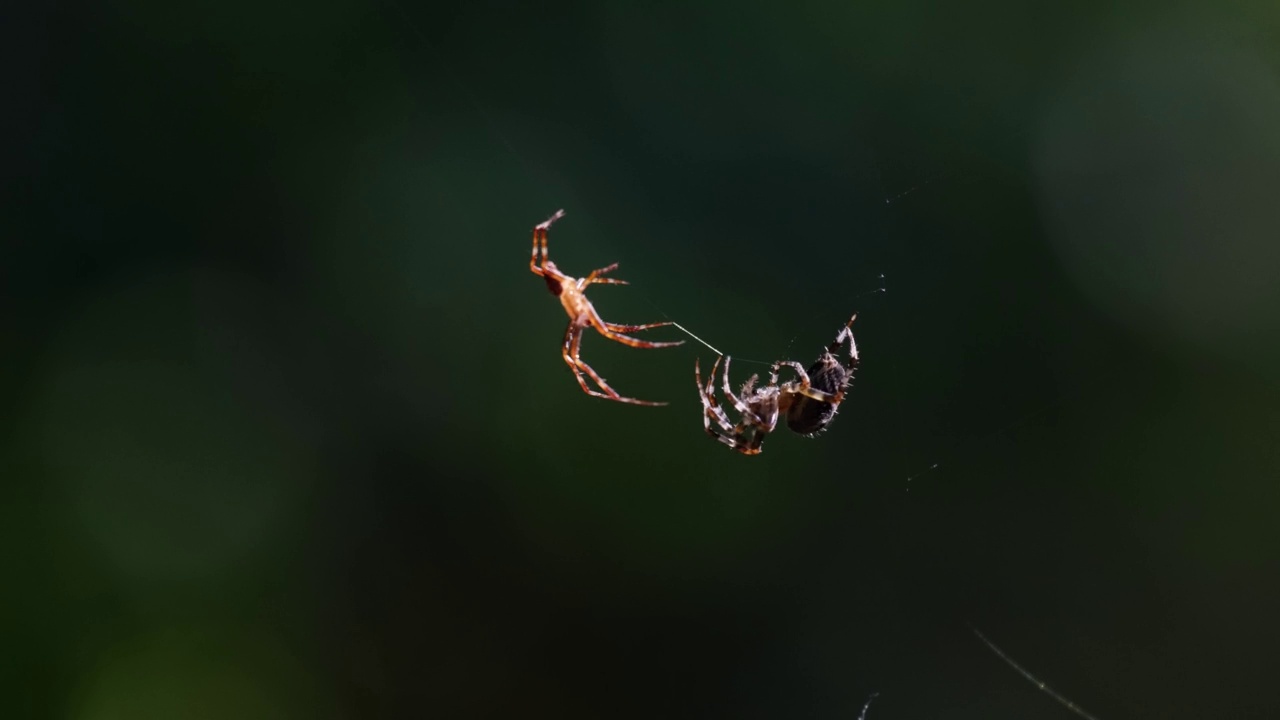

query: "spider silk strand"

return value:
[857, 692, 879, 720]
[969, 624, 1101, 720]
[669, 322, 723, 356]
[637, 292, 776, 367]
[650, 278, 885, 368]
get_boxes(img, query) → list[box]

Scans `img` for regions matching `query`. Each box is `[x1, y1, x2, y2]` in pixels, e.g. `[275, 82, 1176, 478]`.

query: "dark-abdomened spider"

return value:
[696, 315, 858, 455]
[530, 209, 684, 406]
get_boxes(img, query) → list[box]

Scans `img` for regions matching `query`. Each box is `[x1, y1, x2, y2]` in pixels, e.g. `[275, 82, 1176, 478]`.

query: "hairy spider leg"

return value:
[718, 414, 771, 456]
[830, 314, 859, 367]
[563, 321, 666, 406]
[695, 356, 720, 417]
[724, 358, 779, 452]
[769, 359, 842, 405]
[722, 356, 770, 426]
[769, 360, 812, 387]
[823, 313, 859, 405]
[696, 357, 737, 433]
[768, 314, 860, 405]
[696, 357, 745, 448]
[696, 357, 774, 455]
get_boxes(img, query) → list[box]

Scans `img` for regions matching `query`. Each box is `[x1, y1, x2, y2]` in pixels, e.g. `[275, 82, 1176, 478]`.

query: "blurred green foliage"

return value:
[5, 1, 1280, 717]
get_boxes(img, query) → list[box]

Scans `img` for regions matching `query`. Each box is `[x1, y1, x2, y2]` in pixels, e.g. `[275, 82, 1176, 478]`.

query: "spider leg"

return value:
[599, 329, 684, 349]
[696, 358, 762, 453]
[786, 314, 860, 406]
[722, 356, 766, 426]
[736, 427, 768, 455]
[711, 419, 767, 456]
[606, 321, 674, 333]
[530, 226, 544, 276]
[828, 314, 859, 370]
[695, 357, 773, 455]
[695, 356, 738, 437]
[530, 209, 565, 276]
[795, 385, 843, 404]
[562, 323, 619, 401]
[564, 321, 667, 406]
[584, 263, 628, 286]
[771, 359, 846, 404]
[587, 308, 684, 349]
[769, 360, 812, 387]
[717, 427, 765, 455]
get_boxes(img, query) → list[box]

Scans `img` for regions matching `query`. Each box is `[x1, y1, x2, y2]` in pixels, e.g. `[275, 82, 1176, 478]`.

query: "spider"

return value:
[530, 209, 684, 406]
[695, 314, 858, 454]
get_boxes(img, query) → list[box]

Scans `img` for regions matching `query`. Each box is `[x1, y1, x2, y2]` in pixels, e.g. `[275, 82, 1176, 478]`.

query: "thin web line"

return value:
[857, 692, 879, 720]
[669, 321, 723, 356]
[637, 292, 776, 367]
[970, 624, 1101, 720]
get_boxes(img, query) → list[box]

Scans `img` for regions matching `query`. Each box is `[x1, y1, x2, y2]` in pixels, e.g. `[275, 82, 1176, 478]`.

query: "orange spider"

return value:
[530, 209, 684, 406]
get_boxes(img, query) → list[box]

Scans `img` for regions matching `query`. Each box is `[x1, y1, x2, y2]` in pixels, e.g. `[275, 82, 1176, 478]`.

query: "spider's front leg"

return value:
[695, 358, 765, 455]
[587, 308, 684, 349]
[696, 356, 738, 437]
[606, 320, 675, 333]
[828, 314, 859, 369]
[530, 209, 566, 276]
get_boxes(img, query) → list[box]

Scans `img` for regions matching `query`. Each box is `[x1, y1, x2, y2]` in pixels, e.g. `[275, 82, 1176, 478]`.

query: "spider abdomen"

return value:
[784, 354, 848, 436]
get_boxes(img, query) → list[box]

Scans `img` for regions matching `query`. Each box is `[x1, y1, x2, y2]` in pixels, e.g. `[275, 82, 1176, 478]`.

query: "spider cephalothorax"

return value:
[530, 209, 684, 405]
[696, 314, 858, 454]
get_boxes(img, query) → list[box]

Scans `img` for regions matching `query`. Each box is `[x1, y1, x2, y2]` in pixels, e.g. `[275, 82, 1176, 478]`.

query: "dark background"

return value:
[6, 1, 1280, 718]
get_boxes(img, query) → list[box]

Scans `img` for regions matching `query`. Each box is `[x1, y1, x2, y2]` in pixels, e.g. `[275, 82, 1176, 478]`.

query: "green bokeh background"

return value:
[6, 1, 1280, 718]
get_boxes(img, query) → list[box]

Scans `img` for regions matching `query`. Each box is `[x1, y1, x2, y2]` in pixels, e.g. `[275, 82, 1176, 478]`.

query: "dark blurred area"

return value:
[5, 1, 1280, 718]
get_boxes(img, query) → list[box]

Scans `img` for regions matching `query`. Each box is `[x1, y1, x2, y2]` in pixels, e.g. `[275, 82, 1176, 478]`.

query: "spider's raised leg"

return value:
[770, 360, 813, 388]
[563, 321, 667, 406]
[812, 314, 859, 405]
[829, 314, 859, 369]
[530, 209, 566, 276]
